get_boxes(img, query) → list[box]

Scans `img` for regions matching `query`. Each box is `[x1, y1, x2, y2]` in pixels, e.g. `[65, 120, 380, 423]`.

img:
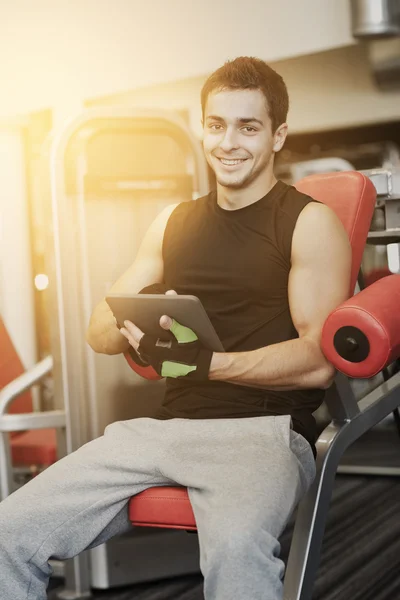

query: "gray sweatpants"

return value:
[0, 415, 315, 600]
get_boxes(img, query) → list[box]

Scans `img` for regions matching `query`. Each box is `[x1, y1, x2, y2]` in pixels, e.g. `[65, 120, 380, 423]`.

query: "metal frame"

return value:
[47, 108, 209, 599]
[335, 167, 400, 476]
[283, 166, 400, 594]
[0, 355, 65, 500]
[283, 370, 400, 599]
[48, 107, 209, 455]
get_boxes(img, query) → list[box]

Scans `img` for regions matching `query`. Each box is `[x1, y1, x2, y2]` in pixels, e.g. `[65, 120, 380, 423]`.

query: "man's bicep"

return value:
[109, 203, 178, 294]
[288, 203, 352, 343]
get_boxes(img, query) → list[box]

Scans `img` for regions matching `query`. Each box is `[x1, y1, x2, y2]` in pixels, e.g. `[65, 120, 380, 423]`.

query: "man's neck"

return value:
[216, 174, 278, 211]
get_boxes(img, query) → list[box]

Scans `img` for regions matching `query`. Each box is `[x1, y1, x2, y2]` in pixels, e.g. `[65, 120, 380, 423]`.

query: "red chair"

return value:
[127, 171, 400, 599]
[0, 317, 66, 500]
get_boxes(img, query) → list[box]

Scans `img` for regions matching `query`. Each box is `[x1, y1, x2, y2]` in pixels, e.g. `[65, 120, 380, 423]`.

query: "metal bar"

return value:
[0, 355, 59, 501]
[284, 370, 400, 598]
[0, 410, 66, 432]
[324, 373, 400, 453]
[284, 424, 341, 600]
[338, 464, 400, 476]
[357, 369, 400, 414]
[0, 355, 53, 415]
[324, 373, 360, 422]
[0, 431, 14, 500]
[57, 554, 92, 600]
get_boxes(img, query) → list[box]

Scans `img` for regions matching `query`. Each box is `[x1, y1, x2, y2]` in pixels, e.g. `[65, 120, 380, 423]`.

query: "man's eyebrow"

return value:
[237, 117, 264, 126]
[205, 115, 264, 126]
[205, 115, 224, 122]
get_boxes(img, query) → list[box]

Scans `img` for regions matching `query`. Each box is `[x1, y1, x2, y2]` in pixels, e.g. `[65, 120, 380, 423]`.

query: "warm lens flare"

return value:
[34, 273, 49, 291]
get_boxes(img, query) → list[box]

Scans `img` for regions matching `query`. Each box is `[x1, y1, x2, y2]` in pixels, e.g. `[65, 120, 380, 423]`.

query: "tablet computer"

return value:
[105, 293, 225, 352]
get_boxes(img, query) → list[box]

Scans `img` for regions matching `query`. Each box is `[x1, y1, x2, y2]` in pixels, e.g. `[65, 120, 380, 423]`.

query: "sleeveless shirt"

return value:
[155, 180, 325, 452]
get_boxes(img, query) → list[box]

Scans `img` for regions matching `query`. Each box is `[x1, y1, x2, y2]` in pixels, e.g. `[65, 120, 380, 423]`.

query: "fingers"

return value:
[160, 315, 173, 329]
[158, 312, 198, 342]
[120, 320, 144, 352]
[161, 289, 176, 328]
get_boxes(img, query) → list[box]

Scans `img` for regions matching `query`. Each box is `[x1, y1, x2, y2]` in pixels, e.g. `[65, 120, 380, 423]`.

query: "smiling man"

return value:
[0, 57, 351, 600]
[203, 88, 286, 199]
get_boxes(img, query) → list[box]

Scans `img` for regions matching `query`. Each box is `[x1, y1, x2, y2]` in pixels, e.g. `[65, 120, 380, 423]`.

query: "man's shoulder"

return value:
[279, 180, 321, 204]
[168, 192, 213, 219]
[275, 181, 322, 221]
[295, 200, 343, 231]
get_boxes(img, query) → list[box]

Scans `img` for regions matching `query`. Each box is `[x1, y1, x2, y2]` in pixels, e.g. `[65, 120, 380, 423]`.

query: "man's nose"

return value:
[219, 128, 240, 152]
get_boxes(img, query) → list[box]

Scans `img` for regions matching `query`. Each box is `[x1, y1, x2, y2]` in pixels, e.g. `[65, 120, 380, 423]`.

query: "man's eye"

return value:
[209, 124, 222, 130]
[243, 127, 256, 133]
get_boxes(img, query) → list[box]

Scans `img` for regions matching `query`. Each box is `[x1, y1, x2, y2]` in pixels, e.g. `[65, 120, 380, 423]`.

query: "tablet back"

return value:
[106, 294, 225, 352]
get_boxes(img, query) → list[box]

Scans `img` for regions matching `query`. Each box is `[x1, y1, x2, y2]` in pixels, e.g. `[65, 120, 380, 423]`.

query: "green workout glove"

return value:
[137, 319, 213, 380]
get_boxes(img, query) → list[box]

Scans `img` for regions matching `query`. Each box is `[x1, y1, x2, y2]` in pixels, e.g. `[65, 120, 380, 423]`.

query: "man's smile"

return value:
[216, 157, 249, 168]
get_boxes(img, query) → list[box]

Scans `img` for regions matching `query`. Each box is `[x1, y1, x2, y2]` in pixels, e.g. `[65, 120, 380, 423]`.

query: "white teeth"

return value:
[219, 159, 246, 165]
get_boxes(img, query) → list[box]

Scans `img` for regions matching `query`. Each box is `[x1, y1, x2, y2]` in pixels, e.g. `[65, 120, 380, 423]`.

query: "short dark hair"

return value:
[201, 56, 289, 133]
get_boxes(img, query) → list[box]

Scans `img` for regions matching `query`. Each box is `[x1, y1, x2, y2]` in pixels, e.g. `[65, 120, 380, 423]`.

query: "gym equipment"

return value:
[0, 317, 60, 500]
[43, 108, 209, 597]
[128, 171, 400, 599]
[337, 167, 400, 476]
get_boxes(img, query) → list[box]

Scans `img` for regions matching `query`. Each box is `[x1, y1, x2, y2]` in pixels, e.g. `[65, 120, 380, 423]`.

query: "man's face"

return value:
[203, 88, 283, 190]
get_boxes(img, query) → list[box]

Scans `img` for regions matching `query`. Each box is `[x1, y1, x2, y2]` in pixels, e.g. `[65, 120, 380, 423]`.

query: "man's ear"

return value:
[273, 123, 288, 153]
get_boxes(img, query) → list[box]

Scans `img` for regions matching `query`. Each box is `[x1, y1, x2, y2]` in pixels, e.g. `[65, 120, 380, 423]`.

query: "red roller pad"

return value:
[129, 486, 197, 531]
[322, 274, 400, 378]
[124, 351, 162, 381]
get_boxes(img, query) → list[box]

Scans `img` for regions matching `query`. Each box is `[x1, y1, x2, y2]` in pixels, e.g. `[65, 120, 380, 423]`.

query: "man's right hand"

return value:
[123, 283, 178, 380]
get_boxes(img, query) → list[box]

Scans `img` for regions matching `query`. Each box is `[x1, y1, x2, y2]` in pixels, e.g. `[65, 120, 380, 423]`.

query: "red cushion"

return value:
[124, 351, 162, 380]
[0, 319, 58, 463]
[363, 267, 392, 287]
[321, 274, 400, 377]
[10, 429, 58, 466]
[0, 319, 33, 439]
[295, 171, 376, 295]
[129, 486, 197, 531]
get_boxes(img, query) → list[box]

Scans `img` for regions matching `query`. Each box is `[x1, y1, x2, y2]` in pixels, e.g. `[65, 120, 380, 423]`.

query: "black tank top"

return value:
[155, 180, 325, 451]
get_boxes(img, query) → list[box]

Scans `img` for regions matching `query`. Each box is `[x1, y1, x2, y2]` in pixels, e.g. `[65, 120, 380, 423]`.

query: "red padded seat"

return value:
[129, 486, 196, 530]
[10, 428, 58, 466]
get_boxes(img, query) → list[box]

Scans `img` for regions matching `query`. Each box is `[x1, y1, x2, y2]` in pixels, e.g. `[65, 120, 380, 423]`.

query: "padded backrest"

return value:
[295, 171, 377, 295]
[0, 317, 33, 417]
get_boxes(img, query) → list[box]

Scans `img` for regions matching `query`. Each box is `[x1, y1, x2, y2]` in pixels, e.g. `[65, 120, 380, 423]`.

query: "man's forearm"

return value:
[86, 299, 130, 355]
[208, 337, 335, 391]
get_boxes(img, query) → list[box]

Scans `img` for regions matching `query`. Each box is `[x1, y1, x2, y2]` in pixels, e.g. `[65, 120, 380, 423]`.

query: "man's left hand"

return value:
[120, 315, 213, 380]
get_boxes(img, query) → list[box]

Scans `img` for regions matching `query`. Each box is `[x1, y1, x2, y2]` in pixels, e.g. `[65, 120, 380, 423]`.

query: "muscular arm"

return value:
[208, 203, 352, 390]
[86, 203, 178, 355]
